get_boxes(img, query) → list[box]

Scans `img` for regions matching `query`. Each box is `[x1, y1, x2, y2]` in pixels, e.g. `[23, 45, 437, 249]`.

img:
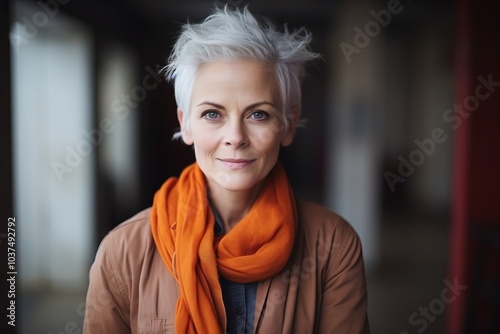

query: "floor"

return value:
[20, 290, 87, 334]
[19, 214, 449, 334]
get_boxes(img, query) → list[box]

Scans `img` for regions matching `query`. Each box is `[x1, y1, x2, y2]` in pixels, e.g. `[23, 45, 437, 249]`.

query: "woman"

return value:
[84, 6, 369, 334]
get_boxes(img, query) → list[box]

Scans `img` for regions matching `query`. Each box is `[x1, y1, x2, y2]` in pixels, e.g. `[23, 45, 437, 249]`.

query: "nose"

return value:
[224, 119, 248, 148]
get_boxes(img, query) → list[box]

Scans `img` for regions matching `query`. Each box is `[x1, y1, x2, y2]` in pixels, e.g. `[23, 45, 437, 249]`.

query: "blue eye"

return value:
[202, 110, 221, 120]
[250, 111, 269, 121]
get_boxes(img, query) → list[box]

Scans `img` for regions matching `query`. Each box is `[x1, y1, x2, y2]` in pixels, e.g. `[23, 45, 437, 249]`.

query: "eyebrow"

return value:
[195, 101, 279, 111]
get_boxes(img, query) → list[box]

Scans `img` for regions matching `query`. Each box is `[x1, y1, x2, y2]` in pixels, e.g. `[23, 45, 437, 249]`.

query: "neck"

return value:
[208, 181, 265, 233]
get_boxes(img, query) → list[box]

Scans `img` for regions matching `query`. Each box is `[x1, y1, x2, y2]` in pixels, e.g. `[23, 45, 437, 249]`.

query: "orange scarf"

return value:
[151, 162, 297, 333]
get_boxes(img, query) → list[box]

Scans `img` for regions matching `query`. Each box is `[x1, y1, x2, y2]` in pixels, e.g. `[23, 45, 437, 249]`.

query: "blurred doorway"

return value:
[11, 1, 94, 332]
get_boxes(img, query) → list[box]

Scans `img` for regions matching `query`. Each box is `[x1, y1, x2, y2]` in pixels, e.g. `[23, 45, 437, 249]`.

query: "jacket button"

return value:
[236, 307, 243, 315]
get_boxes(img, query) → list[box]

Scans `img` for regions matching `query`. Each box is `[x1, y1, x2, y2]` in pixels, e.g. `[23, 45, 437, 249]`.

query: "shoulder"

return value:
[93, 208, 155, 272]
[297, 199, 359, 240]
[85, 208, 166, 331]
[296, 199, 363, 267]
[101, 208, 153, 248]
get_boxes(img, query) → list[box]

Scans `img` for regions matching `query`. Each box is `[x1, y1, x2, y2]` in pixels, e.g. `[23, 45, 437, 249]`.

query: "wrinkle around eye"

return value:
[248, 110, 270, 121]
[200, 110, 223, 122]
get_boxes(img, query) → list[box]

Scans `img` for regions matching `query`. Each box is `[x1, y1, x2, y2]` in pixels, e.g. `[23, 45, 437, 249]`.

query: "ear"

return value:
[280, 107, 299, 147]
[177, 108, 193, 145]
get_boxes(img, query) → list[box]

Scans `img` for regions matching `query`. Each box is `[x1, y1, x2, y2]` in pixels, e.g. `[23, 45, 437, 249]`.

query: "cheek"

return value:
[251, 135, 281, 168]
[258, 117, 287, 145]
[191, 127, 220, 156]
[252, 124, 284, 152]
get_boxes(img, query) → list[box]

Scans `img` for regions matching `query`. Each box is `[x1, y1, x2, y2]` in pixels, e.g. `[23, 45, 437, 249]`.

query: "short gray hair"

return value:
[164, 6, 319, 139]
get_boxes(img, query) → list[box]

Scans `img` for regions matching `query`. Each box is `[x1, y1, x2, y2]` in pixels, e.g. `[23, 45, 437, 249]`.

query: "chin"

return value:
[224, 179, 261, 192]
[213, 174, 265, 193]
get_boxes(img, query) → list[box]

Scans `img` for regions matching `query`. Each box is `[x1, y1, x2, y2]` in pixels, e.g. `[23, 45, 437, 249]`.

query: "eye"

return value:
[249, 110, 269, 121]
[201, 110, 221, 121]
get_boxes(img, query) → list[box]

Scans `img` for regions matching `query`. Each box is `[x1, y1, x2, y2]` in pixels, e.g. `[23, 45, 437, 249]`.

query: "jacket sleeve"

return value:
[318, 225, 370, 333]
[83, 232, 131, 333]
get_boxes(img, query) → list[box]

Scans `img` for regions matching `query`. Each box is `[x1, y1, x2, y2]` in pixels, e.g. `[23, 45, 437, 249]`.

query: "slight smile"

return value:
[218, 159, 256, 170]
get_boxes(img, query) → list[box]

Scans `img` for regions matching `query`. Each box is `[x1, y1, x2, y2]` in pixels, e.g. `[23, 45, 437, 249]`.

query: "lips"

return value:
[218, 158, 255, 170]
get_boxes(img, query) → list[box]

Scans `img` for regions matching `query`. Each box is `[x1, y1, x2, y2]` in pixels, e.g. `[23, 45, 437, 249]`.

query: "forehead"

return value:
[191, 60, 281, 105]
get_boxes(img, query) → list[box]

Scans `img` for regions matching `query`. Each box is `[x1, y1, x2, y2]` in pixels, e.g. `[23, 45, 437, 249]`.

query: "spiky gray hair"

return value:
[164, 6, 319, 139]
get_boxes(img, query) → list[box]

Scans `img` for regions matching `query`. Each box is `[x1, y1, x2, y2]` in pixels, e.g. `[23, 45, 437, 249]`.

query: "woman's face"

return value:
[179, 60, 296, 196]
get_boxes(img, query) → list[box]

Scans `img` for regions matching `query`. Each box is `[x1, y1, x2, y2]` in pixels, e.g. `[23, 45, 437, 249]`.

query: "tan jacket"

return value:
[83, 200, 369, 333]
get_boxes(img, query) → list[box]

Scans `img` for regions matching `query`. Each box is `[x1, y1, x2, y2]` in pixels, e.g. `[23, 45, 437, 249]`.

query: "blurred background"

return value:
[1, 0, 499, 333]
